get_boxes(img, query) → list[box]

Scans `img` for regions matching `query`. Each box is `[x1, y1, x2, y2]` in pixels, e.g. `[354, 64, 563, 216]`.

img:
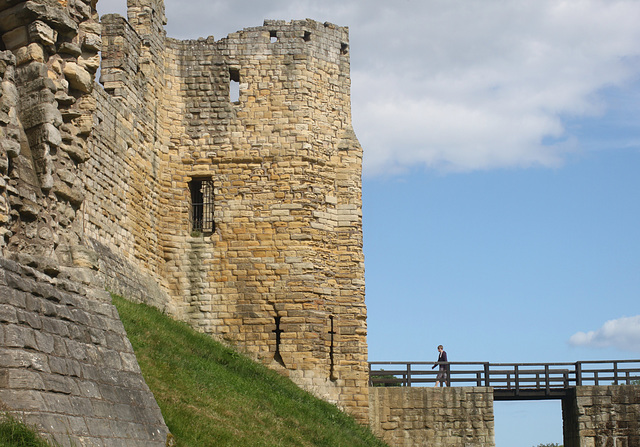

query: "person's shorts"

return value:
[436, 370, 447, 381]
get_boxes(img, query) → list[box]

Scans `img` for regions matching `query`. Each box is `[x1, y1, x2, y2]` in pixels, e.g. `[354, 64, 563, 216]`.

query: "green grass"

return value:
[0, 415, 57, 447]
[112, 294, 388, 447]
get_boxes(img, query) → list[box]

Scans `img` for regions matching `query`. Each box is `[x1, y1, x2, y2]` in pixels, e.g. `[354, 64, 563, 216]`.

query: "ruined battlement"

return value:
[0, 0, 369, 436]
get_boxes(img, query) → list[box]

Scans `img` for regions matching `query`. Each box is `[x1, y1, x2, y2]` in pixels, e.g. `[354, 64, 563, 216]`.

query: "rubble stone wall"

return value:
[0, 0, 171, 444]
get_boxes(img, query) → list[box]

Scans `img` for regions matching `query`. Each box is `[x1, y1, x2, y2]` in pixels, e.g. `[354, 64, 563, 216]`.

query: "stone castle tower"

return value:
[87, 0, 368, 419]
[0, 0, 368, 430]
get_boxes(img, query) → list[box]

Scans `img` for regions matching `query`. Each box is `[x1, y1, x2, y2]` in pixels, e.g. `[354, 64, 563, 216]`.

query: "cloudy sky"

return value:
[97, 1, 640, 445]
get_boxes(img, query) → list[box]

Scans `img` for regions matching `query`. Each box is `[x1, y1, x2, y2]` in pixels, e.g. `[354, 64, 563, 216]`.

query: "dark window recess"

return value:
[229, 67, 240, 103]
[270, 30, 278, 43]
[340, 43, 349, 55]
[190, 179, 214, 233]
[303, 31, 311, 42]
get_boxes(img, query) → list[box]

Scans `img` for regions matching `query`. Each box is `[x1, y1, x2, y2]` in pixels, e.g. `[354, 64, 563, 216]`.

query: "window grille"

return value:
[190, 179, 214, 233]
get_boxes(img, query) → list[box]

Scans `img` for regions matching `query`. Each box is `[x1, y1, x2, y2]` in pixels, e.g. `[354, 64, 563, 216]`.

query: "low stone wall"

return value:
[0, 257, 170, 446]
[369, 387, 494, 447]
[563, 385, 640, 447]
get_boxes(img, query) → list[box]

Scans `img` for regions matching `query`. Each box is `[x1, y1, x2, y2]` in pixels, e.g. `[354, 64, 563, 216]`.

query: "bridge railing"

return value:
[369, 360, 640, 393]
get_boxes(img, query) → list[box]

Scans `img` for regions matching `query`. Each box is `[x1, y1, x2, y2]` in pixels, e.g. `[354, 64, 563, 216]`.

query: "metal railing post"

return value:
[406, 363, 412, 387]
[576, 362, 582, 386]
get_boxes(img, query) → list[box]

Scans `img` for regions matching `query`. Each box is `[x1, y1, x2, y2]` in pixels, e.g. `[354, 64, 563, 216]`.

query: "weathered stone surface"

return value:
[20, 102, 62, 130]
[57, 41, 81, 56]
[28, 20, 57, 46]
[0, 257, 170, 446]
[0, 0, 170, 443]
[0, 1, 78, 35]
[52, 176, 84, 206]
[89, 3, 368, 423]
[81, 32, 100, 52]
[15, 43, 45, 65]
[563, 386, 640, 447]
[370, 387, 495, 447]
[2, 26, 28, 50]
[1, 0, 368, 441]
[62, 61, 92, 93]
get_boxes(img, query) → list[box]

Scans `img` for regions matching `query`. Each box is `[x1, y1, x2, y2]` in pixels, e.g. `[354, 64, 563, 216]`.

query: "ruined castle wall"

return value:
[83, 6, 369, 421]
[0, 0, 370, 425]
[81, 82, 173, 311]
[81, 5, 174, 311]
[159, 21, 368, 419]
[0, 1, 170, 443]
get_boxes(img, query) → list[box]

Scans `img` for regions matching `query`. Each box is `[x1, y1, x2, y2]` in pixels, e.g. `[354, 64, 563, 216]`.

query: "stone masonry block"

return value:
[6, 0, 365, 433]
[0, 389, 46, 411]
[0, 304, 17, 323]
[28, 20, 57, 46]
[2, 26, 28, 50]
[15, 43, 45, 65]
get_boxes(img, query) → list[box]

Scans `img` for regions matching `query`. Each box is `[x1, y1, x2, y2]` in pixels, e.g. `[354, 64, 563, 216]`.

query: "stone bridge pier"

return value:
[562, 386, 640, 447]
[369, 385, 640, 447]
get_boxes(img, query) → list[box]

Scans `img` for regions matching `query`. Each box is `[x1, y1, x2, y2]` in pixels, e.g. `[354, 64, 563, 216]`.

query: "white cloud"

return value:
[97, 0, 640, 176]
[350, 0, 640, 176]
[569, 316, 640, 353]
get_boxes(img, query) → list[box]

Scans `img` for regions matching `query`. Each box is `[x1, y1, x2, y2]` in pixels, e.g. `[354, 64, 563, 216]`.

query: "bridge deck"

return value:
[369, 360, 640, 400]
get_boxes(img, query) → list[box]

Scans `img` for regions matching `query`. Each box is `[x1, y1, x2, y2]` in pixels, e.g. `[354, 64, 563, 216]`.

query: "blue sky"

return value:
[365, 148, 640, 364]
[98, 1, 640, 445]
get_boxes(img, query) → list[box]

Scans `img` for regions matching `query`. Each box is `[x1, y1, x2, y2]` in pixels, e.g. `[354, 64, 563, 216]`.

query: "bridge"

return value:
[368, 359, 640, 446]
[369, 359, 640, 399]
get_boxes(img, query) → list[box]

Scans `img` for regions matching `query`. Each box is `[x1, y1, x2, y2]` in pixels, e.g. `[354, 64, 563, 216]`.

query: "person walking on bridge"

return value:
[432, 345, 448, 387]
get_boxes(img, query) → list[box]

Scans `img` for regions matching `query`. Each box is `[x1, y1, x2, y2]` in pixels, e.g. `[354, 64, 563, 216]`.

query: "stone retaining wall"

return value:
[0, 257, 169, 446]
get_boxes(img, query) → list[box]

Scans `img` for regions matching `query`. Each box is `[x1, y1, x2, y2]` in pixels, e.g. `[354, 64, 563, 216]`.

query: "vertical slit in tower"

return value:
[273, 316, 285, 367]
[229, 67, 240, 103]
[329, 315, 337, 381]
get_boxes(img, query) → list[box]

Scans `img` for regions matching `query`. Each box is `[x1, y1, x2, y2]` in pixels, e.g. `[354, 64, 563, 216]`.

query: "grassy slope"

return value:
[112, 295, 387, 447]
[0, 415, 57, 447]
